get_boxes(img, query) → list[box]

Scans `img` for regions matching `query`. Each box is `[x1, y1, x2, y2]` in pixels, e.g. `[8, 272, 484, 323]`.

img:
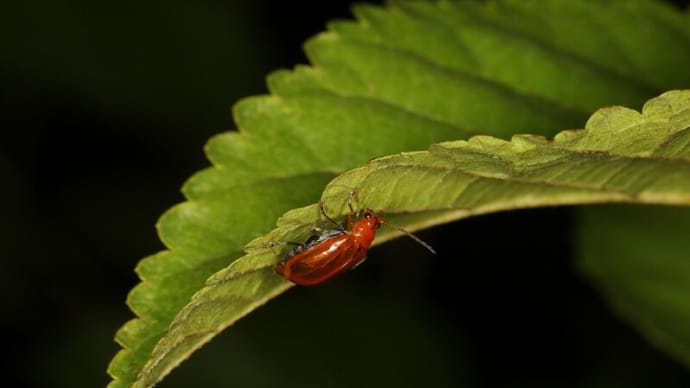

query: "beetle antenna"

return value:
[381, 220, 437, 255]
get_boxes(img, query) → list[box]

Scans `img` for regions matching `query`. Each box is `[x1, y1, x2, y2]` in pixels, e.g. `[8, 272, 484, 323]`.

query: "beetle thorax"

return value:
[350, 210, 382, 248]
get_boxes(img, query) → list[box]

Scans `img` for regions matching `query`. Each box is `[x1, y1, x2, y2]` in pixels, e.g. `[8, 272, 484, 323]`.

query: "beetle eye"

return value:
[364, 212, 371, 219]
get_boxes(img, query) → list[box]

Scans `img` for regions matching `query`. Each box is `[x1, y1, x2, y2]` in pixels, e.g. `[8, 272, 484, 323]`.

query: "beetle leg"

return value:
[265, 241, 304, 249]
[347, 189, 359, 216]
[319, 200, 346, 231]
[351, 256, 367, 269]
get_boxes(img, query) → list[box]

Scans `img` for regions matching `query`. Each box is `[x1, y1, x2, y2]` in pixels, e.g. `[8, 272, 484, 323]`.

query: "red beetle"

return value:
[274, 200, 435, 286]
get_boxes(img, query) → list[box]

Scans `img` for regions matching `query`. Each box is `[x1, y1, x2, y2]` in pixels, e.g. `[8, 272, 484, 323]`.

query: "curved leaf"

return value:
[137, 90, 690, 387]
[108, 1, 690, 387]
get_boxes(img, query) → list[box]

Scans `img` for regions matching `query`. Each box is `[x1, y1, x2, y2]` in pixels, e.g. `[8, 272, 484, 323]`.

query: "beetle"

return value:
[274, 199, 435, 286]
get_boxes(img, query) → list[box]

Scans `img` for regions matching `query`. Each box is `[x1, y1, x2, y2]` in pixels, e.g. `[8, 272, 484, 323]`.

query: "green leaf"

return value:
[577, 205, 690, 369]
[135, 89, 690, 387]
[108, 1, 690, 387]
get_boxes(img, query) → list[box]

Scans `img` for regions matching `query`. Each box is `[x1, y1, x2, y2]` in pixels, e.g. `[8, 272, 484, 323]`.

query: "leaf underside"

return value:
[137, 89, 690, 386]
[108, 1, 690, 387]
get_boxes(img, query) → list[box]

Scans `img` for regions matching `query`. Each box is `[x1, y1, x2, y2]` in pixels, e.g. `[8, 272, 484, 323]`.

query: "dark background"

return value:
[2, 1, 690, 387]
